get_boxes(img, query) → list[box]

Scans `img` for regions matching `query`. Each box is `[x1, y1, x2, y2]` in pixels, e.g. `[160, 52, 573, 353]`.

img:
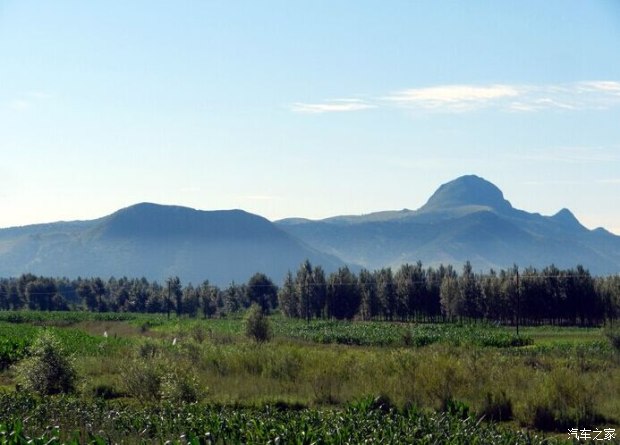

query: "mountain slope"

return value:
[276, 175, 620, 274]
[0, 203, 343, 285]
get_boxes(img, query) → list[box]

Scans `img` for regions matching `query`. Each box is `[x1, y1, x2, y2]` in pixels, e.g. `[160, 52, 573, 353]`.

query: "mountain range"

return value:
[1, 175, 619, 284]
[276, 175, 620, 275]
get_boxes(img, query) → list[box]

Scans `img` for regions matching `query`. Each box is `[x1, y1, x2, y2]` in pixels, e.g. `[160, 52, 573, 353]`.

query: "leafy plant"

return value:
[245, 304, 272, 343]
[14, 330, 77, 395]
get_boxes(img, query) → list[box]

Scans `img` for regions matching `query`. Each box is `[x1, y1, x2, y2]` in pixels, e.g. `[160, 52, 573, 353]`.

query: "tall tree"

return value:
[278, 271, 298, 317]
[166, 276, 182, 318]
[199, 280, 218, 319]
[296, 260, 315, 323]
[440, 274, 460, 321]
[311, 266, 327, 318]
[326, 266, 359, 319]
[376, 268, 396, 320]
[358, 268, 379, 320]
[459, 261, 483, 319]
[246, 273, 278, 313]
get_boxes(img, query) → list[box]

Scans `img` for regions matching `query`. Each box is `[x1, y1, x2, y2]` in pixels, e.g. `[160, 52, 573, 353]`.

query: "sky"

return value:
[1, 1, 620, 233]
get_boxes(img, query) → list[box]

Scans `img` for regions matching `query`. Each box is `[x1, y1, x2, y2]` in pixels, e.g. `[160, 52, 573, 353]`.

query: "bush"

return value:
[14, 330, 77, 395]
[245, 304, 272, 343]
[120, 357, 163, 404]
[160, 366, 203, 404]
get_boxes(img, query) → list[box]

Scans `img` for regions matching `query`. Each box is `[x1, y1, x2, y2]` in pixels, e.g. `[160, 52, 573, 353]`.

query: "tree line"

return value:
[0, 261, 618, 325]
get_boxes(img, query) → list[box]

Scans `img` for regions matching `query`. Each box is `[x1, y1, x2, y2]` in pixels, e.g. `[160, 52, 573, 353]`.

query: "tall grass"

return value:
[0, 312, 617, 435]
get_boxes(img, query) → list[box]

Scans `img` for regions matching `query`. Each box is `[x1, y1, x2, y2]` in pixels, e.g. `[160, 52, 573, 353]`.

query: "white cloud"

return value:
[576, 81, 620, 95]
[293, 80, 620, 115]
[387, 81, 620, 113]
[384, 84, 521, 112]
[291, 98, 375, 114]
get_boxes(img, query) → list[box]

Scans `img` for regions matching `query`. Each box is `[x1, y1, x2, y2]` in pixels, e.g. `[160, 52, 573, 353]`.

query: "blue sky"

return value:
[1, 1, 619, 233]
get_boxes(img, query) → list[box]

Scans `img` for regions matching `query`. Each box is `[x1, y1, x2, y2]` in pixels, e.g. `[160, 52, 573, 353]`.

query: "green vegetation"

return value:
[0, 311, 618, 442]
[245, 303, 272, 343]
[14, 330, 77, 395]
[0, 394, 558, 444]
[273, 317, 532, 347]
[2, 263, 619, 327]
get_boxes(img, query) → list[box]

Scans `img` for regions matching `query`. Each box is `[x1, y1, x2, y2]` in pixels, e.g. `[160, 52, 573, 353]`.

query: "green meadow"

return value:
[0, 311, 618, 444]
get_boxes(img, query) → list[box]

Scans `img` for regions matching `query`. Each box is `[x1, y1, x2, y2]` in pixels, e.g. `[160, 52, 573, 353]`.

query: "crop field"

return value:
[0, 311, 619, 443]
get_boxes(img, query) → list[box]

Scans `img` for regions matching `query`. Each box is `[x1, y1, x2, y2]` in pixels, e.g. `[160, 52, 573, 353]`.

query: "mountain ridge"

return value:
[0, 203, 344, 285]
[1, 175, 619, 281]
[275, 175, 620, 275]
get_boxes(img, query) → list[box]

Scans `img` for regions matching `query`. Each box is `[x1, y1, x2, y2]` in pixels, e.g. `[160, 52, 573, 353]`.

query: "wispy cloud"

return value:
[387, 81, 620, 113]
[384, 84, 521, 112]
[292, 81, 620, 115]
[291, 98, 375, 114]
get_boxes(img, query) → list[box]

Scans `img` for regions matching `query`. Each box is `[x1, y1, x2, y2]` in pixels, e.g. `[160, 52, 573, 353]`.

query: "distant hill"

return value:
[0, 203, 343, 285]
[2, 176, 619, 283]
[276, 175, 620, 275]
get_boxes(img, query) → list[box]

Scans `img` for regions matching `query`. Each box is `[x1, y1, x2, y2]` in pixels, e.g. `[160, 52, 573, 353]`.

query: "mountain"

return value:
[0, 203, 343, 285]
[276, 175, 620, 275]
[2, 176, 619, 282]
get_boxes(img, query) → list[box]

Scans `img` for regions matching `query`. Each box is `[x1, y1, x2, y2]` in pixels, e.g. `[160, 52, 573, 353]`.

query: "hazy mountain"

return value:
[0, 203, 342, 285]
[2, 176, 619, 283]
[276, 175, 620, 275]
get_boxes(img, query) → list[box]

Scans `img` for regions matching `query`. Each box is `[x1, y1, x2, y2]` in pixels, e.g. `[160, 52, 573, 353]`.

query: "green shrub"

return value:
[119, 357, 163, 403]
[245, 304, 272, 343]
[14, 330, 77, 395]
[160, 366, 203, 404]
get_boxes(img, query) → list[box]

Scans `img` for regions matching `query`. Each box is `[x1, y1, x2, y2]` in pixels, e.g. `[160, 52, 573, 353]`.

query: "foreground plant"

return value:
[14, 330, 77, 395]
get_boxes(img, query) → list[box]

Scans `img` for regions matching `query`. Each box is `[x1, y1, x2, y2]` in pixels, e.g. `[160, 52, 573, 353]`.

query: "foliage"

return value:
[272, 317, 533, 348]
[120, 356, 164, 404]
[160, 366, 203, 404]
[0, 311, 617, 438]
[244, 304, 272, 343]
[14, 330, 77, 395]
[3, 260, 618, 325]
[0, 393, 561, 444]
[0, 335, 29, 371]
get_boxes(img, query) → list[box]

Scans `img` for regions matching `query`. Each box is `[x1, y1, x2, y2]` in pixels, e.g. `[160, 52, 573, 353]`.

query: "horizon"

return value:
[1, 2, 619, 234]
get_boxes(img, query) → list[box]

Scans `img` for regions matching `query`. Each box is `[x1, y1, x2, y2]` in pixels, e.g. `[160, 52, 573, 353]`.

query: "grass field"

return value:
[0, 311, 619, 443]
